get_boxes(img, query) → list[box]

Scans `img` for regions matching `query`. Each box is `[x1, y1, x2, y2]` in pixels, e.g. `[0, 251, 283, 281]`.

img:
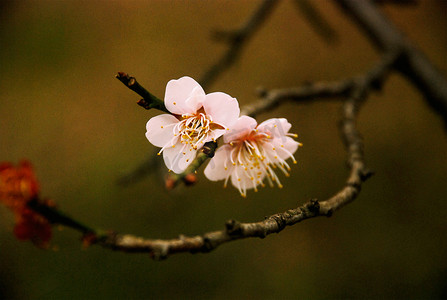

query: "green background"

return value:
[1, 1, 446, 299]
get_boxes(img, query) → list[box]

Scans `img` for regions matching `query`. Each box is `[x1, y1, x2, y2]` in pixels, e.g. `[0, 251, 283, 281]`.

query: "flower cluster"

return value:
[146, 77, 301, 196]
[204, 116, 301, 197]
[0, 161, 52, 247]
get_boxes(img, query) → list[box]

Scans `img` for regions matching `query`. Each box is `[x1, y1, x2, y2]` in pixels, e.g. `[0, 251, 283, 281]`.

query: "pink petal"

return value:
[257, 118, 292, 138]
[145, 114, 179, 147]
[162, 143, 197, 174]
[206, 128, 226, 143]
[165, 77, 205, 115]
[230, 165, 258, 192]
[272, 136, 300, 160]
[185, 86, 206, 113]
[203, 92, 240, 128]
[204, 145, 232, 181]
[223, 116, 257, 143]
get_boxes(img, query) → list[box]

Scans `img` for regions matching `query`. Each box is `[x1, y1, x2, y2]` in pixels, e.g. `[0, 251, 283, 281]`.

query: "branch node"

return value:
[201, 142, 218, 158]
[137, 99, 151, 110]
[201, 236, 215, 253]
[150, 244, 169, 261]
[271, 214, 287, 231]
[225, 219, 242, 236]
[360, 168, 375, 181]
[183, 173, 198, 186]
[307, 198, 320, 214]
[255, 86, 268, 97]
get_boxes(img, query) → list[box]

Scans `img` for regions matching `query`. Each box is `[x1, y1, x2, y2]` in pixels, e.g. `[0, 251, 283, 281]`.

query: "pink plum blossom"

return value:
[204, 116, 301, 197]
[146, 76, 240, 173]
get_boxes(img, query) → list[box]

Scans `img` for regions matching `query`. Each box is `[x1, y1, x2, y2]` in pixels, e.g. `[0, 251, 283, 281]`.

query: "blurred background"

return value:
[1, 0, 446, 299]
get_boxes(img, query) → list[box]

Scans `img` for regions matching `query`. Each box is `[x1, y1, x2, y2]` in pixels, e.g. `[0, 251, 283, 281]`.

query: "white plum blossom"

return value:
[204, 116, 301, 197]
[146, 76, 240, 173]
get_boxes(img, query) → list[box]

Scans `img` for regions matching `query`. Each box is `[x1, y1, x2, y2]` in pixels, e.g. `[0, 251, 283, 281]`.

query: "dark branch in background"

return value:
[199, 0, 279, 89]
[116, 150, 166, 187]
[337, 0, 447, 128]
[293, 0, 338, 43]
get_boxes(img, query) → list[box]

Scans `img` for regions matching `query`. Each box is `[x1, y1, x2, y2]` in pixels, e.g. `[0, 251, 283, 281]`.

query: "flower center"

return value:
[174, 113, 223, 150]
[226, 130, 297, 196]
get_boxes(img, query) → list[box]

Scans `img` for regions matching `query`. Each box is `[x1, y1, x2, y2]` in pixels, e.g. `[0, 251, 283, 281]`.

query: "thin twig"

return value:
[116, 72, 169, 113]
[165, 142, 217, 190]
[199, 0, 279, 89]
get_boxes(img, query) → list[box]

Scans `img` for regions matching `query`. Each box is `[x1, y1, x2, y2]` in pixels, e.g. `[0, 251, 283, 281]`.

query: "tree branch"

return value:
[199, 0, 279, 89]
[293, 0, 338, 43]
[336, 0, 447, 128]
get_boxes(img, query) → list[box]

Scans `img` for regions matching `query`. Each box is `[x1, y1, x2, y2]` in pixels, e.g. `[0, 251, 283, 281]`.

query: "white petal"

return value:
[272, 136, 300, 160]
[203, 92, 240, 128]
[162, 143, 197, 174]
[257, 118, 292, 138]
[230, 165, 259, 193]
[145, 114, 179, 147]
[165, 77, 205, 115]
[204, 145, 232, 181]
[185, 86, 206, 113]
[223, 116, 257, 143]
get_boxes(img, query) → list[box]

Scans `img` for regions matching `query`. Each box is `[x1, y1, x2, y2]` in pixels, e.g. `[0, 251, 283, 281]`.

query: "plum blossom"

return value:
[0, 160, 52, 247]
[204, 116, 301, 197]
[146, 76, 240, 173]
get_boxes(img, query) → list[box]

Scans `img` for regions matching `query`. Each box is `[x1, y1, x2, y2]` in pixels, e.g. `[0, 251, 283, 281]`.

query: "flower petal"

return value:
[204, 145, 232, 181]
[185, 86, 206, 113]
[230, 165, 258, 195]
[162, 143, 197, 174]
[272, 136, 300, 160]
[257, 118, 292, 138]
[203, 92, 240, 128]
[223, 116, 257, 143]
[165, 77, 205, 115]
[145, 114, 179, 147]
